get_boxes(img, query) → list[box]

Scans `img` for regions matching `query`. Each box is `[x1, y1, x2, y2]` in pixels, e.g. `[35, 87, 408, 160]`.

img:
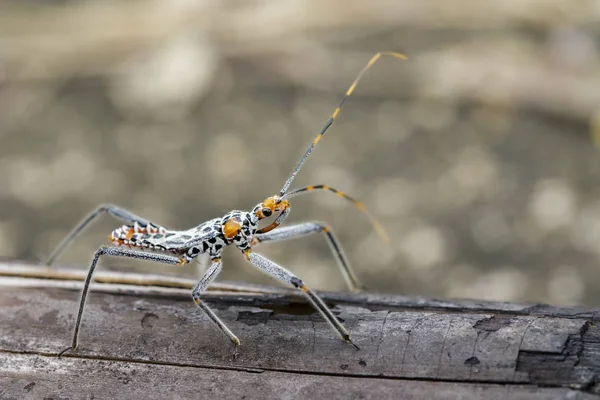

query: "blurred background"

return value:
[1, 0, 600, 306]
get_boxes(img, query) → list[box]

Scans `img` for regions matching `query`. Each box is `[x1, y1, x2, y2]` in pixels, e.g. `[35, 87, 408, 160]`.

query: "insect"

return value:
[46, 51, 407, 357]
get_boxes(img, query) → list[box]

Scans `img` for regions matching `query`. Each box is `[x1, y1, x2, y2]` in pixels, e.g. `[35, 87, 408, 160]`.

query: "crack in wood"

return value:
[467, 331, 479, 380]
[511, 319, 535, 381]
[310, 318, 316, 355]
[1, 349, 575, 388]
[399, 315, 425, 375]
[374, 311, 389, 364]
[515, 320, 600, 394]
[435, 317, 453, 379]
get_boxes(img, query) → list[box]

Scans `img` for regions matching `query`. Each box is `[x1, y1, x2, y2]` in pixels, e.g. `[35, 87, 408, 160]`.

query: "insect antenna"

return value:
[278, 51, 407, 197]
[282, 185, 390, 243]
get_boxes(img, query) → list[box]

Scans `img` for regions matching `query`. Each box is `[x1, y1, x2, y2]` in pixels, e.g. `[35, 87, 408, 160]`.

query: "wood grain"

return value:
[1, 260, 599, 399]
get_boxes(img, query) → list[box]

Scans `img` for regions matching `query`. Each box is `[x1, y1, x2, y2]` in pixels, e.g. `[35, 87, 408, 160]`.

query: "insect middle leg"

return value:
[245, 251, 360, 350]
[252, 222, 364, 292]
[191, 257, 241, 356]
[58, 246, 182, 357]
[45, 204, 158, 266]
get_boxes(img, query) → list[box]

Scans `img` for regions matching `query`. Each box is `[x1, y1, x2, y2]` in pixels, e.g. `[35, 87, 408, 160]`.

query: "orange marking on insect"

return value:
[323, 226, 330, 233]
[346, 83, 357, 97]
[125, 229, 135, 240]
[386, 51, 408, 60]
[355, 201, 366, 211]
[300, 284, 309, 293]
[322, 185, 330, 190]
[262, 196, 290, 213]
[178, 257, 187, 266]
[367, 53, 381, 67]
[313, 135, 322, 145]
[306, 185, 314, 191]
[256, 196, 290, 232]
[223, 218, 242, 240]
[332, 107, 341, 119]
[335, 190, 345, 198]
[243, 248, 252, 261]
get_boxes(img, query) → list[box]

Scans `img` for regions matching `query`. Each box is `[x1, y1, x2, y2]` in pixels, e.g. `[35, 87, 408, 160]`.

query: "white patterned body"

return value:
[109, 210, 260, 263]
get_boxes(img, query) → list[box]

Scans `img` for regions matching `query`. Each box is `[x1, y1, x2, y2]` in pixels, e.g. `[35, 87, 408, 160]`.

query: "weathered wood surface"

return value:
[1, 260, 600, 399]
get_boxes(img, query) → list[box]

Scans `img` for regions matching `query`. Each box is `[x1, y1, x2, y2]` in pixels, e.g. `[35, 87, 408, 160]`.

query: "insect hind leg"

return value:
[245, 251, 359, 350]
[45, 204, 159, 266]
[59, 246, 182, 357]
[191, 257, 241, 357]
[252, 222, 364, 292]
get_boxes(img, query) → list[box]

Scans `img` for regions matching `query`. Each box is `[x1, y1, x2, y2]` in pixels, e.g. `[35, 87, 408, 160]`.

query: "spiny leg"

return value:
[46, 204, 157, 266]
[252, 222, 364, 292]
[58, 247, 182, 357]
[191, 257, 241, 357]
[245, 251, 359, 350]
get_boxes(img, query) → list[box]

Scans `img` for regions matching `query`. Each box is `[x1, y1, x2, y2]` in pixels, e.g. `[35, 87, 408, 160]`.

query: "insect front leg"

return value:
[58, 247, 183, 357]
[244, 251, 360, 350]
[191, 257, 241, 357]
[45, 204, 157, 266]
[252, 222, 364, 292]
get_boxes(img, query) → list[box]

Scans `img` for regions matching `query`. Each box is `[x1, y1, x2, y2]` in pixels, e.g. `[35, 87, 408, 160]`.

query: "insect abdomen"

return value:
[109, 223, 171, 251]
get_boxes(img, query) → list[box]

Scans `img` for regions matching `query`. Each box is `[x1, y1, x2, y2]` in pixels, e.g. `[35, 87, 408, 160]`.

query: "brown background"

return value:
[1, 1, 599, 305]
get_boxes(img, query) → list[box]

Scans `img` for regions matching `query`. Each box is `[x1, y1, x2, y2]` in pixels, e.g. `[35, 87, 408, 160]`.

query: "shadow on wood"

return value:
[0, 259, 599, 399]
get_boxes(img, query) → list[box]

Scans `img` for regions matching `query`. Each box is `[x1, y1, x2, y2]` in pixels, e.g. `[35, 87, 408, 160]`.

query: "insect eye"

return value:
[262, 208, 272, 217]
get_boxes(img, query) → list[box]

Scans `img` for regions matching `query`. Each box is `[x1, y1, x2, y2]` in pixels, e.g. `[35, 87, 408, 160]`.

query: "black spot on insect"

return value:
[203, 226, 212, 233]
[290, 277, 303, 288]
[191, 247, 200, 255]
[208, 237, 217, 244]
[142, 234, 151, 239]
[153, 234, 164, 239]
[214, 244, 222, 251]
[202, 242, 209, 252]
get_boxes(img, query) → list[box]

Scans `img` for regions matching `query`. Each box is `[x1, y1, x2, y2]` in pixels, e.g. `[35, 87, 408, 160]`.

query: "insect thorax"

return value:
[220, 210, 259, 252]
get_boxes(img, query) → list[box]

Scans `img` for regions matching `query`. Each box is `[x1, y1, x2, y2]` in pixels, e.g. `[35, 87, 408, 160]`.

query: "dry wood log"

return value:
[0, 258, 599, 399]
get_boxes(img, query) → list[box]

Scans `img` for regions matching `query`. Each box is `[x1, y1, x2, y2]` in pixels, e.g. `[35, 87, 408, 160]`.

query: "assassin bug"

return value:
[46, 51, 407, 357]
